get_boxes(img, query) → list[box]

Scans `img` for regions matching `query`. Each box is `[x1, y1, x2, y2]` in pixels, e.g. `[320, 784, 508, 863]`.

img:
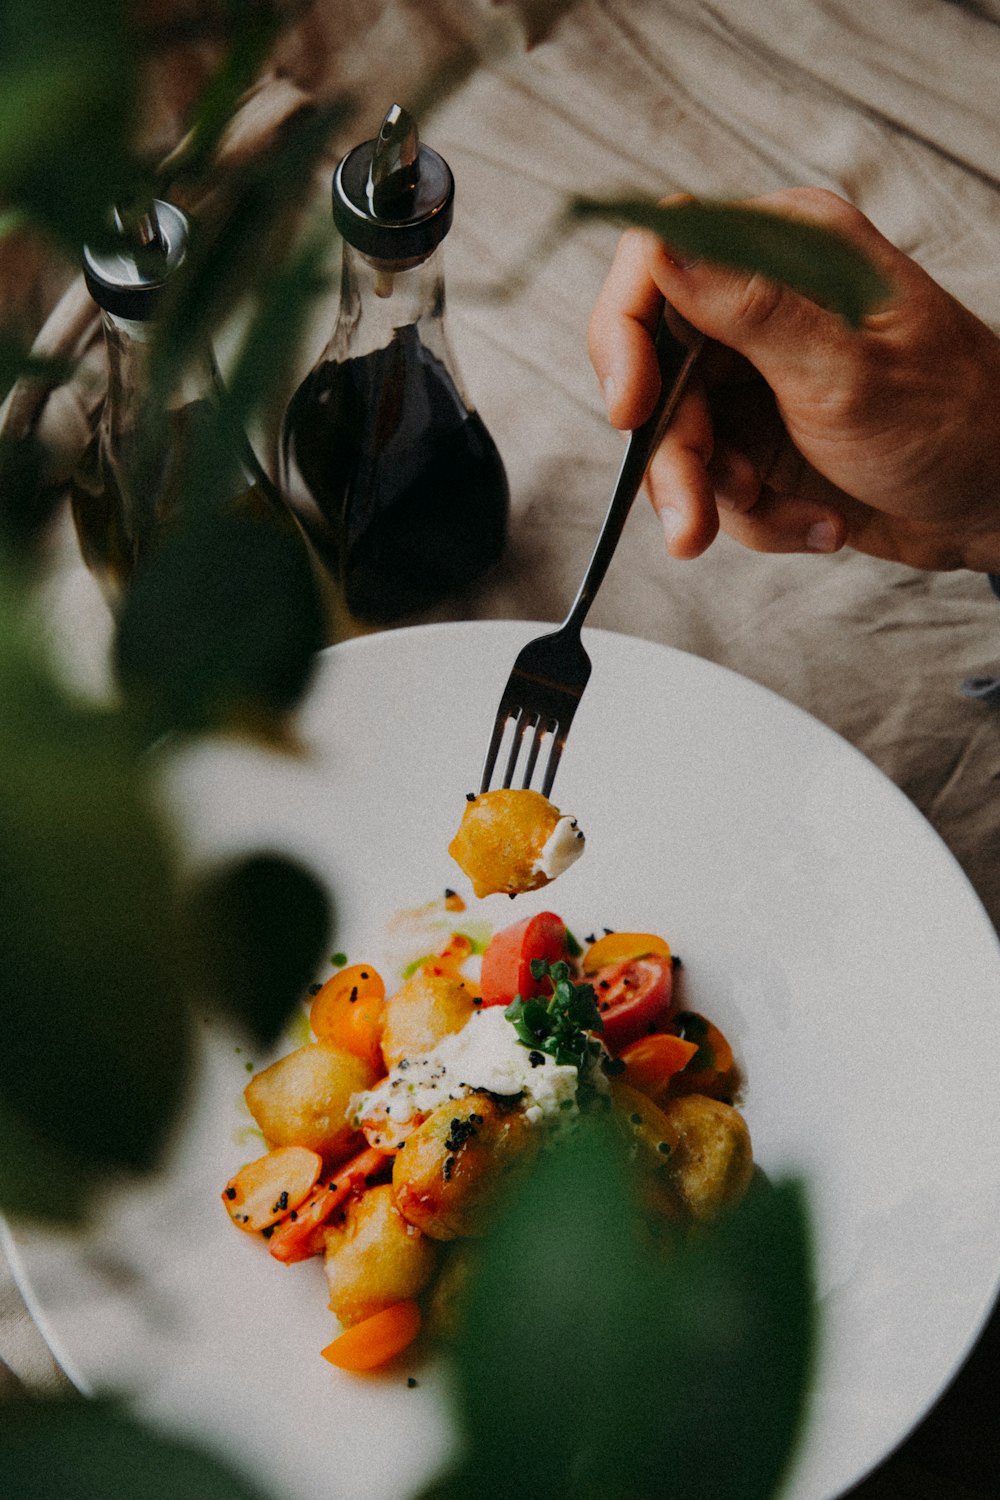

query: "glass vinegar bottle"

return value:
[279, 105, 509, 625]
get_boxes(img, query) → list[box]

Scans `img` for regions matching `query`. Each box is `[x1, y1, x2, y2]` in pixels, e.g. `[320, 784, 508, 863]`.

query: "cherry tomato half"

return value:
[589, 952, 674, 1053]
[582, 930, 671, 975]
[479, 911, 569, 1008]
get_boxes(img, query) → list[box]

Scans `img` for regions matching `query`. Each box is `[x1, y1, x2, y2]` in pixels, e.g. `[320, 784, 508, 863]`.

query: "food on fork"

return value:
[447, 787, 585, 898]
[221, 905, 752, 1373]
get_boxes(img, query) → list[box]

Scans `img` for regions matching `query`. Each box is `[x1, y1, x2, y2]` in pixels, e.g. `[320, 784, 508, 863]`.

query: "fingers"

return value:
[715, 483, 847, 555]
[588, 228, 667, 430]
[642, 382, 719, 558]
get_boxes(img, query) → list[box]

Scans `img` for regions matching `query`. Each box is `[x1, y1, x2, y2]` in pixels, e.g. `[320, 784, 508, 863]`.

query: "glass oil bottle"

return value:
[71, 200, 297, 611]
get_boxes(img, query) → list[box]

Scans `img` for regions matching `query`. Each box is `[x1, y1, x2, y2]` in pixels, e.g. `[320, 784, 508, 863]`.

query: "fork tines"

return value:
[479, 650, 591, 798]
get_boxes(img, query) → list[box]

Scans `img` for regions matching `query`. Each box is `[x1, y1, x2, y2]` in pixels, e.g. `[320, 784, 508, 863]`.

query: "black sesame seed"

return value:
[224, 1186, 237, 1200]
[528, 1050, 546, 1068]
[466, 792, 476, 802]
[407, 1377, 418, 1388]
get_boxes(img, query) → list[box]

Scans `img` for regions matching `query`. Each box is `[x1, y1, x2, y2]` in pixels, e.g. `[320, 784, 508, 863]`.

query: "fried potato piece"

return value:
[392, 1093, 537, 1240]
[448, 788, 583, 898]
[658, 1094, 754, 1223]
[244, 1043, 375, 1162]
[324, 1184, 438, 1327]
[381, 972, 474, 1070]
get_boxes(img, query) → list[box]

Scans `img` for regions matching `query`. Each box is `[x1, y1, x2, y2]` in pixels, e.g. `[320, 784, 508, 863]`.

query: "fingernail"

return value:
[665, 248, 701, 272]
[661, 505, 683, 544]
[806, 519, 838, 553]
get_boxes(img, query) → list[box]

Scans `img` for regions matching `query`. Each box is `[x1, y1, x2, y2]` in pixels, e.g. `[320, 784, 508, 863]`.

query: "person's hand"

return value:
[588, 187, 1000, 572]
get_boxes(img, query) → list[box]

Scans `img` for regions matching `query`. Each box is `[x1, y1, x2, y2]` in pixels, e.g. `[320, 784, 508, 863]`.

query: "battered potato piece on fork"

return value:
[448, 788, 584, 898]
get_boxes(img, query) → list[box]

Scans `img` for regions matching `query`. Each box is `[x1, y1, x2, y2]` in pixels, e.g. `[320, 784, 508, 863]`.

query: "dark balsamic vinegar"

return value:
[281, 323, 509, 624]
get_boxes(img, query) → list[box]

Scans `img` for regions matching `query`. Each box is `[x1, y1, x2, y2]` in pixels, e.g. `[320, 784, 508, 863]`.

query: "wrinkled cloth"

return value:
[6, 1, 1000, 1491]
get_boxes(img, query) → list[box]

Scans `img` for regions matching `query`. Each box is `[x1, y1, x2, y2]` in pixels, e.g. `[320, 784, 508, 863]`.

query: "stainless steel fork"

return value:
[479, 306, 704, 798]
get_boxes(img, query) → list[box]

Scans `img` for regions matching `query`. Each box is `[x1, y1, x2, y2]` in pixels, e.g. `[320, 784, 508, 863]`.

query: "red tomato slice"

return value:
[590, 953, 674, 1053]
[479, 911, 569, 1008]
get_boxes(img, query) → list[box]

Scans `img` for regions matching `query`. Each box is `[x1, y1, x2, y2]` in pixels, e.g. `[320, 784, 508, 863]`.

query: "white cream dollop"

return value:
[351, 1005, 581, 1129]
[532, 814, 585, 882]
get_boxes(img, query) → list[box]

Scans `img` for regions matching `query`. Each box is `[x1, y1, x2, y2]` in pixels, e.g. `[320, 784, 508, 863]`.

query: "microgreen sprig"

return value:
[505, 958, 603, 1074]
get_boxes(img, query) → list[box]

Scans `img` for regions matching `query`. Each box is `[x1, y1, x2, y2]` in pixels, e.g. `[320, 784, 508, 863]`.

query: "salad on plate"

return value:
[221, 885, 753, 1373]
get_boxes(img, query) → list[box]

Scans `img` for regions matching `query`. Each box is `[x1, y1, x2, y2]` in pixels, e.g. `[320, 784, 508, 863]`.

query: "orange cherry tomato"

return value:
[321, 1300, 422, 1371]
[670, 1011, 740, 1100]
[310, 964, 386, 1071]
[582, 931, 671, 975]
[619, 1033, 698, 1100]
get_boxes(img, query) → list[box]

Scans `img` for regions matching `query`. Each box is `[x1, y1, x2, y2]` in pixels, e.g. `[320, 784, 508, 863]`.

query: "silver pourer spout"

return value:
[366, 104, 421, 220]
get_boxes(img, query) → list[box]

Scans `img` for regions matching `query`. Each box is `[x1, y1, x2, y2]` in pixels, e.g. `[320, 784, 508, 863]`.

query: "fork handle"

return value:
[562, 306, 704, 632]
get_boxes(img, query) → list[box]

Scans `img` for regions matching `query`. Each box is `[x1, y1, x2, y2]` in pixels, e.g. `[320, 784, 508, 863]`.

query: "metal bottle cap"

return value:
[332, 104, 454, 261]
[82, 200, 189, 320]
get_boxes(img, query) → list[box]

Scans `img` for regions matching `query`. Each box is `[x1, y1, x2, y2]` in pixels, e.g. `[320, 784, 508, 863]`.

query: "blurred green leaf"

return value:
[0, 1098, 90, 1223]
[0, 567, 190, 1203]
[185, 851, 332, 1048]
[427, 1116, 814, 1500]
[0, 433, 60, 559]
[0, 0, 145, 250]
[570, 196, 889, 326]
[0, 1396, 276, 1500]
[223, 229, 330, 432]
[113, 490, 325, 741]
[148, 98, 351, 412]
[0, 336, 72, 404]
[160, 4, 296, 188]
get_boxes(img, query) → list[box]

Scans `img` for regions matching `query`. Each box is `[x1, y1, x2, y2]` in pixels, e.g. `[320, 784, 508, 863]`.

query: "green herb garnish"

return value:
[505, 959, 603, 1074]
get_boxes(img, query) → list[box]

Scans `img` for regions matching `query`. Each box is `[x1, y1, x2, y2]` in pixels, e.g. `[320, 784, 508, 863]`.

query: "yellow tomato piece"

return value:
[321, 1300, 422, 1371]
[619, 1033, 698, 1099]
[222, 1145, 322, 1233]
[310, 964, 386, 1071]
[582, 930, 671, 975]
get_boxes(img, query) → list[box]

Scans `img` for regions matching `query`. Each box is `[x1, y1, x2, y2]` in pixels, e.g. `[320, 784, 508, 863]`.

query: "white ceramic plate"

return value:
[8, 620, 1000, 1500]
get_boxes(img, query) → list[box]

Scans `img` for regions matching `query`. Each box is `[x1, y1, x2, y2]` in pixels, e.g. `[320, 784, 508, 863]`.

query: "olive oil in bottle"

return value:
[279, 105, 509, 625]
[72, 200, 299, 611]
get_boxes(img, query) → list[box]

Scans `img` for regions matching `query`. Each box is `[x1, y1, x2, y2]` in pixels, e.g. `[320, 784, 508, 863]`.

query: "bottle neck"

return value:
[329, 242, 452, 367]
[98, 310, 272, 509]
[101, 310, 218, 433]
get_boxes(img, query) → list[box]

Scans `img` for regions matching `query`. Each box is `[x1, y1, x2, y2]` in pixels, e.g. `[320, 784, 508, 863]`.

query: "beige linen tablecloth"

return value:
[5, 2, 1000, 1494]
